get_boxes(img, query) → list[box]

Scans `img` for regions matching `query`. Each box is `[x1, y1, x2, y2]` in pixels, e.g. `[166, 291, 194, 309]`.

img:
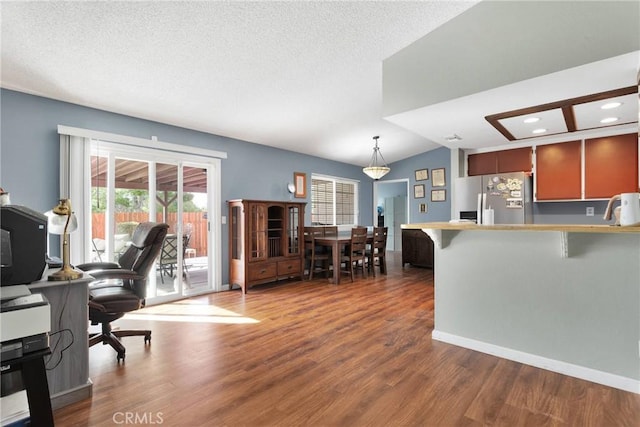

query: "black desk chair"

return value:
[77, 222, 169, 361]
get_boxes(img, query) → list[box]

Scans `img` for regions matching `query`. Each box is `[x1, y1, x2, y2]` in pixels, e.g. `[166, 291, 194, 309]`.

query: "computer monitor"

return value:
[0, 205, 48, 286]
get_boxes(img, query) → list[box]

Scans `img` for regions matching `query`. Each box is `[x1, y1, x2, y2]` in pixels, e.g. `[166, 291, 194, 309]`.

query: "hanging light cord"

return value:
[368, 136, 388, 168]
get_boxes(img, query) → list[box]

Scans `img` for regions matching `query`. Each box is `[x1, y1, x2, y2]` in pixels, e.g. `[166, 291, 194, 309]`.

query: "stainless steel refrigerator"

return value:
[455, 172, 533, 224]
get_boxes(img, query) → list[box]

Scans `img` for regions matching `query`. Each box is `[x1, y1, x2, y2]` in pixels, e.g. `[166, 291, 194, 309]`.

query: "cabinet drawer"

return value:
[277, 259, 301, 276]
[248, 262, 277, 282]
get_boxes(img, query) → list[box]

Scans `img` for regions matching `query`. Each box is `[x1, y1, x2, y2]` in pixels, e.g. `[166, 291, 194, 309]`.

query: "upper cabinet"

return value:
[584, 133, 638, 198]
[534, 133, 638, 201]
[468, 151, 497, 176]
[535, 140, 582, 200]
[467, 133, 638, 201]
[496, 147, 533, 173]
[468, 147, 532, 176]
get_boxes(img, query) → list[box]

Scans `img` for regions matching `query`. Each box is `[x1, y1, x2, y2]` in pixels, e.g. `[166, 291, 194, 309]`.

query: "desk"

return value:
[1, 348, 54, 426]
[28, 273, 93, 409]
[314, 233, 373, 285]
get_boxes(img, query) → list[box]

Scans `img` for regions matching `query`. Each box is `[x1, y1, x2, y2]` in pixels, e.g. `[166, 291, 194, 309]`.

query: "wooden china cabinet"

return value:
[228, 199, 306, 293]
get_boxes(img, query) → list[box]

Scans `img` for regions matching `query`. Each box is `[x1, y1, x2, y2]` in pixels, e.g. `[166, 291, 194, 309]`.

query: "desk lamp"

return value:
[46, 198, 82, 281]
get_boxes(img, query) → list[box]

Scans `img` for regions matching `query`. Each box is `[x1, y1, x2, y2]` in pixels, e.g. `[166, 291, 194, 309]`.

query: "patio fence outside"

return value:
[92, 212, 208, 257]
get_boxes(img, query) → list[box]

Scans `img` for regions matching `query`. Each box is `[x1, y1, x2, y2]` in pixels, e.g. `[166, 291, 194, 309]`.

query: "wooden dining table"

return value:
[313, 232, 373, 284]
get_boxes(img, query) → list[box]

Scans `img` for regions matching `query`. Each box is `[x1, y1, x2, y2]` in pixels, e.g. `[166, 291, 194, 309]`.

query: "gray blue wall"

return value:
[1, 89, 374, 284]
[0, 89, 618, 285]
[385, 146, 452, 223]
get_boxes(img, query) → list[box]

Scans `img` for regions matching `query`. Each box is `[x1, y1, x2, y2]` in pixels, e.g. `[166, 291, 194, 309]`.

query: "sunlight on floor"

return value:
[124, 302, 259, 324]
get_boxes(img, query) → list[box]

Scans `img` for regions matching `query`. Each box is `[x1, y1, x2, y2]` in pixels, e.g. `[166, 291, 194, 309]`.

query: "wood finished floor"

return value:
[55, 253, 640, 426]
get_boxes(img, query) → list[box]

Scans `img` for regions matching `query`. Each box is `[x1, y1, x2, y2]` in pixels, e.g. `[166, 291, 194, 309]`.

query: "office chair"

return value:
[77, 222, 169, 361]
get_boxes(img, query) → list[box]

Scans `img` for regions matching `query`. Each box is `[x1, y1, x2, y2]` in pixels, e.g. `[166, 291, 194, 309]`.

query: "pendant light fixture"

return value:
[363, 136, 390, 180]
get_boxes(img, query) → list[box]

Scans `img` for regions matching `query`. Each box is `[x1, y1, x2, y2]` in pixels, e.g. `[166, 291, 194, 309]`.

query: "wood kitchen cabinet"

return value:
[401, 229, 434, 268]
[468, 152, 497, 176]
[468, 147, 532, 176]
[584, 133, 638, 198]
[497, 147, 532, 173]
[535, 140, 582, 200]
[228, 199, 305, 293]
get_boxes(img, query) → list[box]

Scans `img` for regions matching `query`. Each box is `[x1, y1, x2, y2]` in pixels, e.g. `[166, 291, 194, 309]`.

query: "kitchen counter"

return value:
[402, 222, 640, 257]
[402, 221, 640, 233]
[403, 221, 640, 394]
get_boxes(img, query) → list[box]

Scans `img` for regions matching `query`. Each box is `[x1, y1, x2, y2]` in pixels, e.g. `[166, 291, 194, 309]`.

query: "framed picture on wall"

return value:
[432, 168, 446, 187]
[413, 184, 425, 199]
[431, 189, 446, 202]
[294, 172, 306, 198]
[414, 168, 429, 181]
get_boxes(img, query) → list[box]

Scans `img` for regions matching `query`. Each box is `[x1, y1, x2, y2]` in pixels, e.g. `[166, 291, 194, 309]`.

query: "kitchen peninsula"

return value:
[403, 222, 640, 394]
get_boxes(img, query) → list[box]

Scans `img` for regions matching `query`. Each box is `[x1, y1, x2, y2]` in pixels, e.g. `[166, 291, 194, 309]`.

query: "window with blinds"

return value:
[311, 176, 357, 226]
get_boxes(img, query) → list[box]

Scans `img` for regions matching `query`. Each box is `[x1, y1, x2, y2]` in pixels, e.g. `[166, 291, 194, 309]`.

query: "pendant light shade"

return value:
[363, 136, 390, 180]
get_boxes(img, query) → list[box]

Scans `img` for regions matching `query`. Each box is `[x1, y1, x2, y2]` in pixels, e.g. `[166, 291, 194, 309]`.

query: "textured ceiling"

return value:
[0, 0, 477, 166]
[1, 1, 637, 168]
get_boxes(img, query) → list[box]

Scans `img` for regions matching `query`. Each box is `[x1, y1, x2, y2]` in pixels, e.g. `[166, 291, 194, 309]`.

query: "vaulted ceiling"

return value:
[1, 1, 637, 167]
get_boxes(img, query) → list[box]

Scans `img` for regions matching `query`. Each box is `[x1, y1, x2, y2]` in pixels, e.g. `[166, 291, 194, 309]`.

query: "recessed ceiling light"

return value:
[600, 117, 618, 124]
[532, 128, 547, 134]
[601, 102, 622, 110]
[523, 117, 540, 123]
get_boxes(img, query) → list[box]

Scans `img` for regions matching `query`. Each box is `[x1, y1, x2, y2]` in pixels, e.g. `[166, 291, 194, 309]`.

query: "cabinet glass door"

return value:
[249, 204, 267, 260]
[287, 205, 301, 255]
[267, 205, 284, 257]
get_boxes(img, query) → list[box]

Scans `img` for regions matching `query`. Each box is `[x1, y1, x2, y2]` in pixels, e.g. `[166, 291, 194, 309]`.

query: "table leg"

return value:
[331, 241, 341, 284]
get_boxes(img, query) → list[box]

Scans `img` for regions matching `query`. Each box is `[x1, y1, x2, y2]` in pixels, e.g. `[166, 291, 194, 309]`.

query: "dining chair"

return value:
[340, 226, 368, 282]
[366, 226, 388, 276]
[158, 234, 190, 284]
[323, 226, 338, 237]
[317, 225, 338, 258]
[304, 227, 330, 279]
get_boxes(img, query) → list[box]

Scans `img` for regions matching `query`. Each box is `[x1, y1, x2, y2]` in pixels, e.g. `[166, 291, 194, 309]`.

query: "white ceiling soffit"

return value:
[0, 1, 478, 167]
[488, 88, 637, 142]
[383, 1, 639, 152]
[385, 51, 639, 152]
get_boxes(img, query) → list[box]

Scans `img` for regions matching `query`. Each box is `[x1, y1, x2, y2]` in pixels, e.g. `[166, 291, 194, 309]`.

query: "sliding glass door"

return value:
[89, 141, 215, 304]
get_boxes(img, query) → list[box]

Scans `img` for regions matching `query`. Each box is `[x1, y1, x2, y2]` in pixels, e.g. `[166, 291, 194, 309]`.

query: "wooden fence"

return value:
[92, 212, 208, 257]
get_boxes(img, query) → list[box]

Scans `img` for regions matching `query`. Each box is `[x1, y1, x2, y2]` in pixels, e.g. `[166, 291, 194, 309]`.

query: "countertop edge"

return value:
[401, 222, 640, 234]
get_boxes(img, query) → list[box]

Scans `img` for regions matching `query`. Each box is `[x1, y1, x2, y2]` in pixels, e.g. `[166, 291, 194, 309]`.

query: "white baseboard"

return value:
[432, 330, 640, 395]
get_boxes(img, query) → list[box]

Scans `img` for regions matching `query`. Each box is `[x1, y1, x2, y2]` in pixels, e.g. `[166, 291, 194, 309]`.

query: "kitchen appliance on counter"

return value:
[455, 172, 533, 225]
[603, 192, 640, 226]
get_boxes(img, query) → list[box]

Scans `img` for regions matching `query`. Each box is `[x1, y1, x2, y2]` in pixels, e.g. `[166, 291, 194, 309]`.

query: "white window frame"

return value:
[57, 125, 225, 293]
[311, 173, 359, 230]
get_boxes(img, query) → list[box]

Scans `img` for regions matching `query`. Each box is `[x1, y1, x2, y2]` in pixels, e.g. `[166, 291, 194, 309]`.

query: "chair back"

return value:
[372, 227, 388, 254]
[350, 226, 368, 256]
[118, 222, 169, 298]
[160, 234, 179, 263]
[323, 226, 338, 237]
[304, 227, 323, 251]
